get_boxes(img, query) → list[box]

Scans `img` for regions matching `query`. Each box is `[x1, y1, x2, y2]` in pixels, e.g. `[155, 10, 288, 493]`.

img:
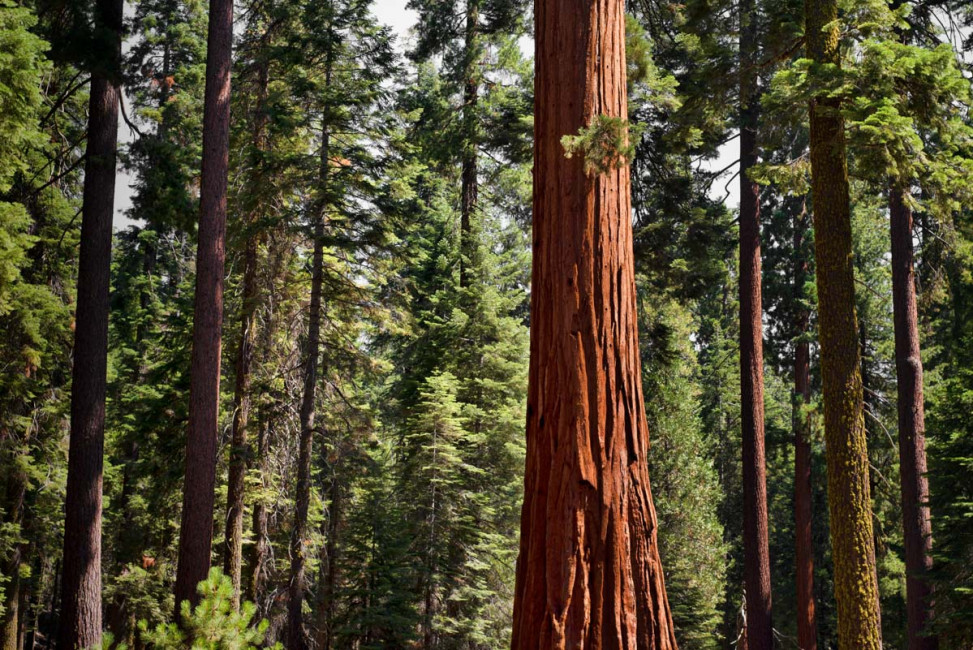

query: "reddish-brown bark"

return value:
[792, 204, 817, 650]
[174, 0, 234, 614]
[58, 0, 123, 643]
[889, 187, 937, 650]
[738, 1, 773, 645]
[511, 0, 677, 646]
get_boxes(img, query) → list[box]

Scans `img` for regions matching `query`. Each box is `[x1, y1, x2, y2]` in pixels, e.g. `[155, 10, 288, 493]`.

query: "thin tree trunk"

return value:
[314, 474, 342, 650]
[804, 0, 882, 645]
[459, 0, 479, 288]
[738, 1, 773, 645]
[246, 410, 271, 604]
[2, 441, 27, 650]
[511, 0, 678, 646]
[223, 59, 271, 610]
[889, 186, 937, 650]
[57, 0, 123, 642]
[792, 201, 817, 650]
[173, 0, 234, 614]
[287, 115, 331, 650]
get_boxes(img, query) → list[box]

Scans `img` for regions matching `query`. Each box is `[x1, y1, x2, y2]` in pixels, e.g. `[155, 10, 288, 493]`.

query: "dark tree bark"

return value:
[287, 118, 331, 650]
[57, 0, 123, 643]
[223, 59, 270, 610]
[792, 202, 817, 650]
[738, 1, 773, 645]
[889, 186, 937, 650]
[459, 0, 480, 288]
[805, 0, 882, 645]
[174, 0, 234, 614]
[511, 0, 678, 646]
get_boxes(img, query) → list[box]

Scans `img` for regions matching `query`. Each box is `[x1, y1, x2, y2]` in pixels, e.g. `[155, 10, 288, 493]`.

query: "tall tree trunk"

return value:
[287, 118, 331, 650]
[58, 0, 123, 643]
[738, 1, 773, 646]
[792, 201, 817, 650]
[223, 59, 271, 610]
[459, 0, 479, 288]
[889, 186, 937, 650]
[173, 0, 234, 614]
[511, 0, 678, 646]
[804, 0, 882, 645]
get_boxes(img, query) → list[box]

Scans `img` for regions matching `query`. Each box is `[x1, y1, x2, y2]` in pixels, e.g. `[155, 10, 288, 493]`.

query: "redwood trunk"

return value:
[58, 0, 122, 643]
[805, 0, 882, 645]
[511, 0, 678, 646]
[793, 203, 817, 650]
[223, 61, 270, 609]
[287, 122, 330, 650]
[174, 0, 234, 613]
[738, 2, 773, 645]
[889, 186, 937, 650]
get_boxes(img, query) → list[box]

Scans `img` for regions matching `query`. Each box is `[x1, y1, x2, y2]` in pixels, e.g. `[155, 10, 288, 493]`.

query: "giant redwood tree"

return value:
[57, 0, 123, 645]
[805, 0, 882, 645]
[510, 0, 678, 646]
[174, 0, 234, 613]
[737, 0, 772, 645]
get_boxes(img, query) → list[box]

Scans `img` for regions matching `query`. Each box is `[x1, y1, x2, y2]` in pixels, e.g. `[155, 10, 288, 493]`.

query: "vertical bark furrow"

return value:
[512, 0, 677, 646]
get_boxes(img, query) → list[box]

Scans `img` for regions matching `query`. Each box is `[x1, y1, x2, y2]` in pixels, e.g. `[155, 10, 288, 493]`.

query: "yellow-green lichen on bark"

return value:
[804, 0, 883, 647]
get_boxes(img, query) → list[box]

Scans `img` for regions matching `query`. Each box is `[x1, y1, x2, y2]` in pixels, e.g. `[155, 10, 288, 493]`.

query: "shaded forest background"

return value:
[2, 0, 973, 647]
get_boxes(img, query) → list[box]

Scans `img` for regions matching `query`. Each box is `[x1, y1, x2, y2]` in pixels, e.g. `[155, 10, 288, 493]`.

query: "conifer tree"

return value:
[174, 0, 234, 614]
[58, 0, 123, 643]
[804, 0, 882, 644]
[512, 0, 677, 645]
[738, 0, 773, 645]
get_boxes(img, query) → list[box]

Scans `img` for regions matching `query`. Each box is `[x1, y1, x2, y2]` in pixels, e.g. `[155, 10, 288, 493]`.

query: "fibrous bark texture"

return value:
[174, 0, 234, 613]
[889, 186, 937, 650]
[792, 205, 817, 650]
[58, 0, 122, 643]
[511, 0, 678, 647]
[805, 0, 883, 645]
[738, 1, 773, 645]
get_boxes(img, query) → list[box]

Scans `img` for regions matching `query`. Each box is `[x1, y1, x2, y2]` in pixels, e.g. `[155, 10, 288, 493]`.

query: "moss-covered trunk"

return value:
[804, 0, 882, 645]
